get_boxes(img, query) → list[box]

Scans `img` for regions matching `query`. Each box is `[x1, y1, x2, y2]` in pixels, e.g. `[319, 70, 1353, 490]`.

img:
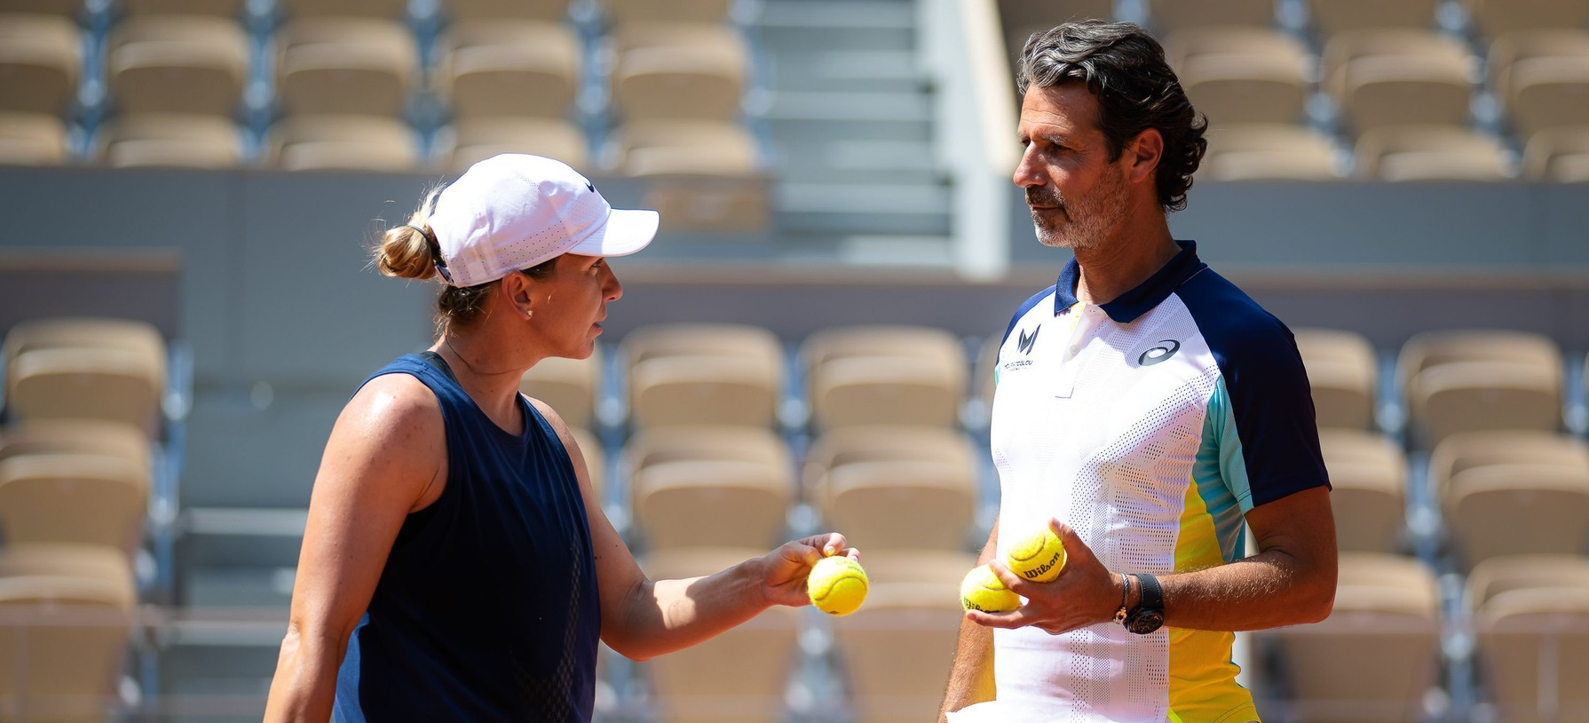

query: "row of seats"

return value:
[17, 0, 735, 22]
[1202, 123, 1589, 183]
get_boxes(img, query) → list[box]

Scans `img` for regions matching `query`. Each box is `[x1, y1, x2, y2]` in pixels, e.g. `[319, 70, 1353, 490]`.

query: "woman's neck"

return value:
[434, 333, 530, 433]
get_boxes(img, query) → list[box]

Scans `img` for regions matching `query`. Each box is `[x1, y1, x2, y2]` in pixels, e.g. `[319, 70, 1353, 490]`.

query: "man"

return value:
[938, 22, 1337, 723]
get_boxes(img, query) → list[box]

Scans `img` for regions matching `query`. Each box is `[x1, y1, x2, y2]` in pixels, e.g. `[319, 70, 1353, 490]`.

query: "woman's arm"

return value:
[264, 375, 446, 722]
[532, 399, 852, 662]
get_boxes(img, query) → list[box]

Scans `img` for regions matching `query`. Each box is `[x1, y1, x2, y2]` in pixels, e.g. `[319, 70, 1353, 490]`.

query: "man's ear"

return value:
[1126, 128, 1164, 186]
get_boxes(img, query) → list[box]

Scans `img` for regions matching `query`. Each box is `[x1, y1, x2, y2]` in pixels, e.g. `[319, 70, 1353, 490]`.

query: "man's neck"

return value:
[1072, 223, 1180, 306]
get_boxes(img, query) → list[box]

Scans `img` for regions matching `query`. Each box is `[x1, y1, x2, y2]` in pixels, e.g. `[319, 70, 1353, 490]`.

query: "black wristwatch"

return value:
[1123, 573, 1165, 635]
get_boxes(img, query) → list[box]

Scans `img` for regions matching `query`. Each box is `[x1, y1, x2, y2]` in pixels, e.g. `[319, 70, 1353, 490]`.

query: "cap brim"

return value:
[568, 208, 659, 258]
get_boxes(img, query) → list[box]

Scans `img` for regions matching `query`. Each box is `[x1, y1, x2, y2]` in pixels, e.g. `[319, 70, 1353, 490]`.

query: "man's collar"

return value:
[1053, 240, 1206, 323]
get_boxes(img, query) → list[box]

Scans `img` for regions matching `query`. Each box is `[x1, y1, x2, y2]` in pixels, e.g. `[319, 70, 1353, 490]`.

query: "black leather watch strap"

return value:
[1136, 573, 1162, 613]
[1123, 573, 1165, 635]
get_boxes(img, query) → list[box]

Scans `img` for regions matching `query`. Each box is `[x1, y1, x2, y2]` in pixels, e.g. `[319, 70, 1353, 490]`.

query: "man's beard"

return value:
[1028, 168, 1130, 251]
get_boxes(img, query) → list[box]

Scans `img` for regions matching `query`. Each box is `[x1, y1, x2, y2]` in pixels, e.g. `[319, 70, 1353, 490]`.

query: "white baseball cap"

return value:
[427, 154, 659, 287]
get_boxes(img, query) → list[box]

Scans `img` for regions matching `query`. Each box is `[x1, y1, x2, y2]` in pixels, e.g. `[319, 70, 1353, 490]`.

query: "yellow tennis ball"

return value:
[807, 555, 868, 616]
[1006, 527, 1066, 583]
[960, 564, 1020, 613]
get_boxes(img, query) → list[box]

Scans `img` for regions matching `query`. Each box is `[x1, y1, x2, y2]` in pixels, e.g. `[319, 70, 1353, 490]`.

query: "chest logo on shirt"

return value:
[1017, 326, 1040, 355]
[1137, 339, 1182, 366]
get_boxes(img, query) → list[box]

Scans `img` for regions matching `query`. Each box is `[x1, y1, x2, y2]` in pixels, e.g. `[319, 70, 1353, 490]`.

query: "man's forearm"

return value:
[938, 618, 995, 723]
[1153, 548, 1336, 631]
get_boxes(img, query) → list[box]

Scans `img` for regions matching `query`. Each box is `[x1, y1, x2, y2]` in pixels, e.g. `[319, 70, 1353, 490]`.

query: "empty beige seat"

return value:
[440, 20, 579, 119]
[446, 118, 586, 173]
[639, 547, 798, 723]
[0, 543, 135, 723]
[1430, 432, 1589, 568]
[624, 324, 783, 429]
[98, 113, 241, 168]
[1294, 328, 1377, 429]
[606, 0, 732, 24]
[520, 348, 600, 430]
[803, 325, 966, 431]
[804, 427, 977, 550]
[2, 318, 166, 435]
[627, 426, 791, 549]
[611, 24, 747, 122]
[1324, 30, 1475, 134]
[1524, 124, 1589, 181]
[1306, 0, 1438, 38]
[0, 452, 150, 553]
[1357, 125, 1512, 181]
[271, 114, 418, 171]
[1465, 0, 1589, 39]
[1201, 123, 1340, 180]
[0, 14, 81, 115]
[1166, 28, 1310, 125]
[445, 0, 568, 21]
[1319, 429, 1405, 553]
[107, 15, 248, 117]
[1490, 31, 1589, 138]
[277, 19, 417, 117]
[0, 420, 148, 465]
[120, 0, 246, 15]
[609, 119, 757, 176]
[1469, 555, 1589, 723]
[1398, 330, 1563, 446]
[1270, 552, 1441, 722]
[5, 0, 83, 14]
[1148, 0, 1275, 33]
[830, 549, 975, 723]
[280, 0, 408, 19]
[0, 112, 67, 165]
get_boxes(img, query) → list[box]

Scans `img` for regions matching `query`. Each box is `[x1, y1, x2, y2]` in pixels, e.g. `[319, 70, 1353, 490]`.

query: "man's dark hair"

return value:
[1017, 21, 1207, 212]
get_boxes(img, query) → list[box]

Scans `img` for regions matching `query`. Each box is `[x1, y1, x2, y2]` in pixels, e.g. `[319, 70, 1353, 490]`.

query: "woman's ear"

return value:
[500, 272, 536, 320]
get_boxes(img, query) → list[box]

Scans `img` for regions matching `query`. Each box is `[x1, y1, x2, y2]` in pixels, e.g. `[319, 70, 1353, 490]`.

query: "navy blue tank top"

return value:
[333, 353, 600, 722]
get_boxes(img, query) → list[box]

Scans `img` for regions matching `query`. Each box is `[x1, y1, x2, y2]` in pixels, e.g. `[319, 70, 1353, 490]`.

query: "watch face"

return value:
[1126, 610, 1165, 635]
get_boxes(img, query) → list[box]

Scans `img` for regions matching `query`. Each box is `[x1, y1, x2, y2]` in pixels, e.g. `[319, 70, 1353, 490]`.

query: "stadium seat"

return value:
[829, 549, 973, 723]
[277, 19, 417, 117]
[1147, 0, 1275, 33]
[445, 0, 569, 22]
[446, 117, 587, 173]
[1318, 429, 1406, 553]
[1306, 0, 1438, 38]
[1464, 0, 1589, 40]
[804, 426, 977, 550]
[1165, 28, 1310, 125]
[611, 23, 747, 122]
[0, 450, 150, 553]
[626, 426, 792, 549]
[802, 325, 966, 431]
[1523, 124, 1589, 181]
[639, 548, 799, 723]
[999, 0, 1115, 63]
[107, 15, 249, 117]
[1356, 125, 1512, 181]
[0, 14, 81, 115]
[1293, 328, 1376, 430]
[0, 420, 148, 466]
[1201, 124, 1340, 180]
[519, 349, 600, 431]
[1489, 31, 1589, 138]
[0, 543, 136, 723]
[98, 113, 242, 168]
[1269, 552, 1442, 723]
[1469, 554, 1589, 723]
[439, 20, 579, 119]
[270, 114, 418, 171]
[608, 120, 768, 230]
[279, 0, 408, 20]
[0, 112, 67, 165]
[5, 0, 82, 15]
[119, 0, 245, 16]
[1398, 330, 1563, 445]
[1, 317, 166, 435]
[605, 0, 732, 24]
[1323, 30, 1476, 134]
[623, 324, 783, 429]
[1430, 431, 1589, 568]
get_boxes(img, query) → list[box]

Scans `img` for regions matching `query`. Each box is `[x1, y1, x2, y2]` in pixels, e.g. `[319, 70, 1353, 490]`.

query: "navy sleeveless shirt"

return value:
[333, 353, 601, 722]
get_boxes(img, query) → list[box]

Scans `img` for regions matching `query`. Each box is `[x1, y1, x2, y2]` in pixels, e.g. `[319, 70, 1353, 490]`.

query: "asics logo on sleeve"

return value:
[1138, 339, 1182, 366]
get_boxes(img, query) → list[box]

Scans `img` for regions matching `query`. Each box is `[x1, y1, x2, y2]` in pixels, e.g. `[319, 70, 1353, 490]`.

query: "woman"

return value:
[264, 155, 855, 722]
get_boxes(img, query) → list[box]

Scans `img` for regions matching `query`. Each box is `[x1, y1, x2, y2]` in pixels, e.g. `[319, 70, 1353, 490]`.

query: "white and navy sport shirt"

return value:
[989, 241, 1329, 723]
